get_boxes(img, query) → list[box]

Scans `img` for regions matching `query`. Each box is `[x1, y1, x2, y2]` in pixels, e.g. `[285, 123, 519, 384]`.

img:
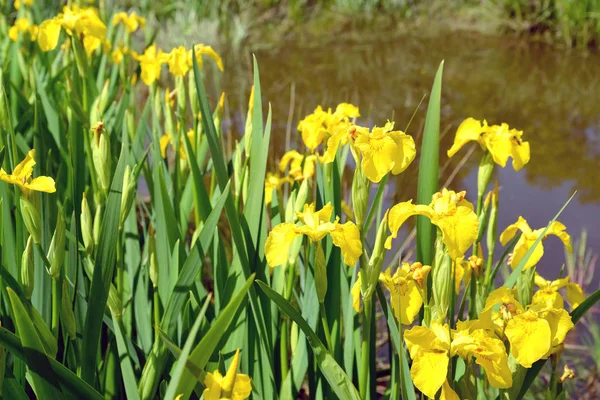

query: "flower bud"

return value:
[477, 151, 494, 210]
[284, 189, 297, 223]
[213, 93, 225, 137]
[431, 238, 452, 323]
[21, 236, 34, 299]
[233, 141, 243, 199]
[47, 210, 65, 278]
[126, 109, 136, 141]
[362, 214, 388, 301]
[119, 165, 137, 230]
[91, 122, 111, 195]
[0, 87, 11, 133]
[314, 243, 327, 303]
[351, 167, 369, 230]
[107, 284, 123, 317]
[175, 76, 187, 114]
[486, 181, 499, 262]
[81, 193, 94, 254]
[188, 72, 199, 117]
[148, 227, 158, 289]
[61, 280, 77, 340]
[90, 80, 110, 126]
[517, 265, 535, 306]
[20, 195, 41, 243]
[153, 87, 162, 122]
[93, 204, 102, 246]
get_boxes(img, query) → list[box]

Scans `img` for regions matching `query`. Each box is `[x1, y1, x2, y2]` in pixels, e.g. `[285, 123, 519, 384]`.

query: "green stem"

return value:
[280, 318, 289, 381]
[319, 302, 333, 352]
[51, 277, 60, 339]
[359, 297, 372, 400]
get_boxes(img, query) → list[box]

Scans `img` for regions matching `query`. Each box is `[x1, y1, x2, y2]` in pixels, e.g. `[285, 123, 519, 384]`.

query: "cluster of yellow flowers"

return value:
[9, 4, 223, 86]
[264, 101, 583, 398]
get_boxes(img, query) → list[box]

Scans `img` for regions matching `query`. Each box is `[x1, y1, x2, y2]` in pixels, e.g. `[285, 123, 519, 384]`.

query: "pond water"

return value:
[218, 30, 600, 287]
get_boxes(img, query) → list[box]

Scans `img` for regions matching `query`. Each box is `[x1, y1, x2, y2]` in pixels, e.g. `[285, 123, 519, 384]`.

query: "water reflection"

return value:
[219, 30, 600, 282]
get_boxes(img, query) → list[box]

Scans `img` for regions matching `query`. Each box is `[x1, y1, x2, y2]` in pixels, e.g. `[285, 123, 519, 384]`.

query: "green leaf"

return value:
[173, 274, 255, 398]
[164, 294, 212, 400]
[504, 192, 576, 289]
[0, 325, 103, 400]
[80, 146, 128, 385]
[6, 288, 62, 399]
[416, 60, 443, 266]
[111, 314, 140, 400]
[257, 281, 361, 400]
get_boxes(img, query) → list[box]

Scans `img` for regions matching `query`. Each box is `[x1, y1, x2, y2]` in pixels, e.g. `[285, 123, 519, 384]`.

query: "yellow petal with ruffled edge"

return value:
[321, 127, 348, 163]
[566, 282, 584, 309]
[499, 216, 533, 245]
[202, 370, 224, 400]
[195, 44, 224, 72]
[385, 201, 430, 248]
[231, 374, 252, 400]
[265, 223, 299, 268]
[388, 130, 416, 175]
[379, 269, 416, 324]
[295, 203, 336, 242]
[447, 117, 485, 158]
[354, 132, 396, 183]
[505, 310, 551, 368]
[38, 19, 61, 52]
[431, 200, 479, 260]
[334, 103, 360, 119]
[511, 132, 530, 171]
[351, 272, 361, 312]
[329, 221, 362, 266]
[25, 176, 56, 193]
[545, 221, 572, 252]
[404, 325, 449, 398]
[532, 288, 563, 309]
[440, 380, 460, 400]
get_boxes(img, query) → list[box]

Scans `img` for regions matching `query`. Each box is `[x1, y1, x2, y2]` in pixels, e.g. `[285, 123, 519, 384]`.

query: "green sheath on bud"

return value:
[93, 204, 102, 246]
[294, 180, 309, 215]
[148, 230, 158, 289]
[47, 210, 65, 278]
[107, 284, 123, 317]
[119, 165, 137, 230]
[351, 167, 370, 230]
[20, 195, 41, 244]
[81, 193, 94, 254]
[233, 141, 243, 199]
[61, 280, 77, 340]
[175, 76, 187, 114]
[91, 124, 112, 195]
[431, 238, 451, 323]
[21, 236, 34, 299]
[362, 215, 388, 301]
[188, 72, 199, 117]
[477, 151, 494, 211]
[244, 86, 255, 158]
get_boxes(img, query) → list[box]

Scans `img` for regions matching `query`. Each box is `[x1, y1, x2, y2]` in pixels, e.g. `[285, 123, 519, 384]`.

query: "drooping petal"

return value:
[431, 202, 479, 260]
[440, 380, 460, 400]
[321, 127, 349, 163]
[388, 130, 416, 175]
[499, 216, 532, 245]
[511, 234, 545, 270]
[545, 221, 572, 253]
[354, 133, 397, 183]
[330, 221, 362, 266]
[334, 103, 360, 119]
[511, 137, 530, 171]
[231, 374, 253, 400]
[385, 201, 430, 249]
[532, 288, 563, 309]
[566, 282, 585, 309]
[25, 176, 56, 193]
[37, 19, 61, 52]
[12, 149, 36, 180]
[202, 371, 224, 400]
[447, 118, 485, 158]
[351, 272, 361, 312]
[265, 223, 299, 268]
[505, 310, 551, 368]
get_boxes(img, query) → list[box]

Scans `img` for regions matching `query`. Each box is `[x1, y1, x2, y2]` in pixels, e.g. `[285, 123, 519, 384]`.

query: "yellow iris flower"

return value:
[0, 150, 56, 195]
[278, 150, 317, 181]
[264, 173, 291, 205]
[265, 202, 362, 268]
[14, 0, 34, 10]
[500, 216, 572, 270]
[379, 262, 429, 324]
[322, 121, 416, 182]
[298, 103, 359, 151]
[481, 287, 574, 368]
[404, 322, 511, 398]
[532, 273, 585, 310]
[9, 18, 38, 42]
[37, 5, 107, 53]
[159, 129, 195, 160]
[112, 11, 145, 33]
[447, 118, 530, 171]
[166, 45, 224, 77]
[386, 189, 479, 260]
[134, 44, 168, 85]
[351, 263, 430, 324]
[203, 349, 252, 400]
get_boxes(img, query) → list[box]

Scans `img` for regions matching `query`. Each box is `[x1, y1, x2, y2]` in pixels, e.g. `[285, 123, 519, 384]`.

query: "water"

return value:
[218, 30, 600, 288]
